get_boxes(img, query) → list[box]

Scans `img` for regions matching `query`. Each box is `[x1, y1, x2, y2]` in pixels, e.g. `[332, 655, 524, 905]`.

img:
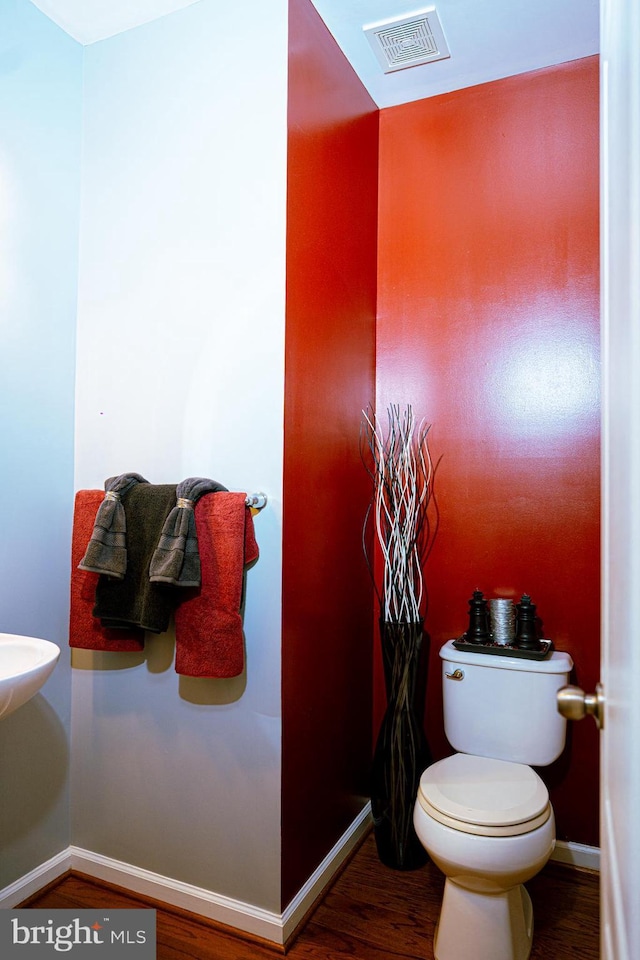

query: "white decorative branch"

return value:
[361, 404, 435, 624]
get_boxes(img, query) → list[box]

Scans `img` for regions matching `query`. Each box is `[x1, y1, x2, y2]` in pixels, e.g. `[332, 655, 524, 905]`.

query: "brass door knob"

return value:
[557, 684, 604, 729]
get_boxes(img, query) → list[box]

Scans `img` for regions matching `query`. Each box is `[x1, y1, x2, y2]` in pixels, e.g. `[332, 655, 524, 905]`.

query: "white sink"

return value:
[0, 633, 60, 720]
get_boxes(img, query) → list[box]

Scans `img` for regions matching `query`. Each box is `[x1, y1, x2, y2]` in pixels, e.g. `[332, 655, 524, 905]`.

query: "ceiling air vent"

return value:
[364, 6, 451, 74]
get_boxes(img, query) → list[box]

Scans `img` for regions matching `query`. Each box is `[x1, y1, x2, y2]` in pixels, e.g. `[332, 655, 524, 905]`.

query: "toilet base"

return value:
[434, 879, 533, 960]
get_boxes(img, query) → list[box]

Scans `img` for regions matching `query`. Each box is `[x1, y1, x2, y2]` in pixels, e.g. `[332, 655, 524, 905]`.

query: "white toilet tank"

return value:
[440, 639, 574, 767]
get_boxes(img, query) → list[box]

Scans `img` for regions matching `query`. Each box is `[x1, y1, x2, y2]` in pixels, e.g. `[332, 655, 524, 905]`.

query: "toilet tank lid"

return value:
[440, 639, 573, 674]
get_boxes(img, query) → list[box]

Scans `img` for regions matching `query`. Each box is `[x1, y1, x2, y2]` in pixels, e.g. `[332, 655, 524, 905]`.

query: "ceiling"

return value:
[28, 0, 599, 109]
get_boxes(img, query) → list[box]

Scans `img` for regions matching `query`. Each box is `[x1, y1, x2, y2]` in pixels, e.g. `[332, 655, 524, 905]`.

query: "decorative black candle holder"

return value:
[465, 589, 490, 643]
[515, 594, 543, 651]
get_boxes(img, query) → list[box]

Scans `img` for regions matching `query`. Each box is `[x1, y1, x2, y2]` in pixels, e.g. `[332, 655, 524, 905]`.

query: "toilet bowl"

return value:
[412, 640, 573, 960]
[414, 754, 555, 960]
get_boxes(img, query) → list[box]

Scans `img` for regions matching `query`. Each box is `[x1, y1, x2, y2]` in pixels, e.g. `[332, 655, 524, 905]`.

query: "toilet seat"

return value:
[417, 753, 551, 838]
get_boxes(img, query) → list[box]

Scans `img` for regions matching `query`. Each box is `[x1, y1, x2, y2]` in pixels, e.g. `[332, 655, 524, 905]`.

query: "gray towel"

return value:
[94, 484, 178, 633]
[78, 473, 149, 578]
[149, 477, 227, 586]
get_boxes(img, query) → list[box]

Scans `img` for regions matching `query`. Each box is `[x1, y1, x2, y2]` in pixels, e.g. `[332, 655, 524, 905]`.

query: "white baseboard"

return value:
[282, 802, 371, 940]
[0, 850, 72, 908]
[552, 839, 600, 872]
[1, 813, 596, 944]
[0, 804, 372, 946]
[67, 845, 285, 943]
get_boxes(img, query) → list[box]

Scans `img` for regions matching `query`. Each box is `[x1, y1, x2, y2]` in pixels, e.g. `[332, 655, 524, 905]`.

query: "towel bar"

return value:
[245, 492, 267, 511]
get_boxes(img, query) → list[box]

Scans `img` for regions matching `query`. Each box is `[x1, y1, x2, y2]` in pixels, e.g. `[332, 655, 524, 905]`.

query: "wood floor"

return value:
[21, 833, 599, 959]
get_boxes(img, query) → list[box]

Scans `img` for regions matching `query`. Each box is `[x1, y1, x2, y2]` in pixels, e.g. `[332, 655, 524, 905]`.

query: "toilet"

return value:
[413, 639, 573, 960]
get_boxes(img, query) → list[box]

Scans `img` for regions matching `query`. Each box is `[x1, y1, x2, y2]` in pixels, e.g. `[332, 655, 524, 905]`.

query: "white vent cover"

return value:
[364, 6, 451, 74]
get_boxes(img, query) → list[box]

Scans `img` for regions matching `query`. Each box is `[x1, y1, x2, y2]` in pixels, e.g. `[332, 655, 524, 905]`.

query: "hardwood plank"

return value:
[19, 833, 598, 960]
[528, 863, 600, 960]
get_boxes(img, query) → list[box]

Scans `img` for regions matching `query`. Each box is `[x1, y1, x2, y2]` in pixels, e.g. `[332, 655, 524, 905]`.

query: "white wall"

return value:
[0, 0, 82, 886]
[72, 0, 287, 911]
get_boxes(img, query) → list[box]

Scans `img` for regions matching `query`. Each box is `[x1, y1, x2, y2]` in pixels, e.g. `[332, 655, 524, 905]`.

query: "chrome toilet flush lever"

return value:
[446, 668, 465, 681]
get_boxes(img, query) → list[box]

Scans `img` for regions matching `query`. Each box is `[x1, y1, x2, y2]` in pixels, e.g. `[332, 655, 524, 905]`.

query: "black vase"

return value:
[371, 618, 432, 870]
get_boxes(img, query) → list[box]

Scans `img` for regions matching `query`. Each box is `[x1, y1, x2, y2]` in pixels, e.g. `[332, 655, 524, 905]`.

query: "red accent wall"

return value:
[376, 59, 601, 847]
[282, 0, 378, 908]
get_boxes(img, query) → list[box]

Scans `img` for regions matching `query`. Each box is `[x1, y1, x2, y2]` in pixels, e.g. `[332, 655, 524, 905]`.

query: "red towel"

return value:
[70, 490, 145, 651]
[174, 492, 259, 677]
